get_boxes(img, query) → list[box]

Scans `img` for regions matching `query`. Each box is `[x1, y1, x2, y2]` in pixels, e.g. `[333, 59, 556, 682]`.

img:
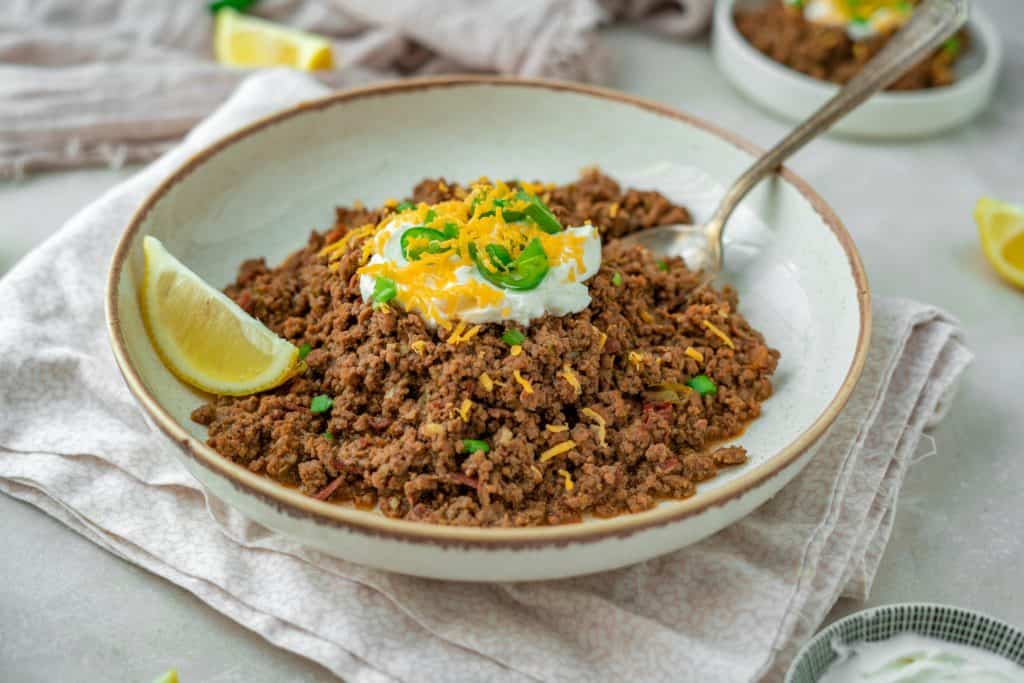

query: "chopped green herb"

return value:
[943, 36, 961, 57]
[310, 394, 334, 414]
[371, 276, 397, 304]
[323, 431, 335, 442]
[395, 200, 416, 212]
[501, 329, 526, 346]
[612, 272, 623, 286]
[686, 374, 717, 396]
[424, 208, 437, 224]
[208, 0, 258, 14]
[462, 439, 490, 454]
[657, 260, 669, 272]
[297, 343, 312, 361]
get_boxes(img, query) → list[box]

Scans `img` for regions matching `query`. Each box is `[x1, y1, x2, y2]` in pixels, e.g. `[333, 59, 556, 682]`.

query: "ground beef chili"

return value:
[735, 0, 967, 91]
[190, 170, 780, 527]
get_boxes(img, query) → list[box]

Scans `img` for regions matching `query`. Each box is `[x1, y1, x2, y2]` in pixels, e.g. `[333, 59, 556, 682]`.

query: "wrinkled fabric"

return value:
[0, 70, 973, 682]
[0, 0, 714, 178]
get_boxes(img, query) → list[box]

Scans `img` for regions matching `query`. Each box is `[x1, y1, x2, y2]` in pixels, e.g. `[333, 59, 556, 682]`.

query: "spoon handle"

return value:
[706, 0, 969, 241]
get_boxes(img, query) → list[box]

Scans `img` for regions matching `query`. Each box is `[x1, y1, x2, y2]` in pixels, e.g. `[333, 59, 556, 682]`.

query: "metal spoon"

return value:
[623, 0, 969, 284]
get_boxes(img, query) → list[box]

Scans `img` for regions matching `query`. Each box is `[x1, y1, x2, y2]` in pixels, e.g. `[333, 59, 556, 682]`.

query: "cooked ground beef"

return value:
[191, 170, 779, 526]
[735, 0, 967, 90]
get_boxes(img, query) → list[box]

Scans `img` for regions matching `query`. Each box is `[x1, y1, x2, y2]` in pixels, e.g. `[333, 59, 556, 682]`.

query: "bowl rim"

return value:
[716, 0, 1003, 105]
[785, 602, 1024, 682]
[105, 75, 872, 548]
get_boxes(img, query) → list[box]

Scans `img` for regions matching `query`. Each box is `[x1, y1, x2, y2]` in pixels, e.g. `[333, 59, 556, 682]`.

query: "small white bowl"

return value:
[713, 0, 1002, 139]
[786, 603, 1024, 682]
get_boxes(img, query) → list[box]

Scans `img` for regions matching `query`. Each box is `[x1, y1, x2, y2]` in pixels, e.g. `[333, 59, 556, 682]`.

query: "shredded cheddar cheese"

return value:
[592, 325, 607, 351]
[559, 364, 581, 396]
[384, 198, 398, 208]
[608, 202, 620, 218]
[685, 346, 704, 362]
[478, 372, 494, 392]
[580, 407, 607, 447]
[457, 398, 473, 422]
[703, 320, 735, 349]
[410, 340, 427, 356]
[540, 440, 576, 462]
[628, 351, 645, 370]
[447, 321, 467, 345]
[509, 344, 523, 357]
[557, 469, 575, 491]
[640, 310, 654, 323]
[319, 222, 376, 259]
[545, 424, 568, 433]
[513, 369, 533, 394]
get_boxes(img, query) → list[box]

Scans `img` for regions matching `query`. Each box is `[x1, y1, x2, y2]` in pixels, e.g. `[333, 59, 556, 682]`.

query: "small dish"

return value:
[106, 77, 870, 581]
[787, 603, 1024, 681]
[713, 0, 1002, 139]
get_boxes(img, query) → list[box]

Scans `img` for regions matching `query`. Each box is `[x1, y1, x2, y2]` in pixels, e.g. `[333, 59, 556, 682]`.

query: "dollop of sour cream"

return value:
[796, 0, 913, 40]
[818, 634, 1024, 683]
[352, 179, 602, 328]
[359, 218, 600, 326]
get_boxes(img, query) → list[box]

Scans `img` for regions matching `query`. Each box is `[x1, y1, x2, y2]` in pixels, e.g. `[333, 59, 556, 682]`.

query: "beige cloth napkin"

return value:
[0, 71, 972, 682]
[0, 0, 712, 179]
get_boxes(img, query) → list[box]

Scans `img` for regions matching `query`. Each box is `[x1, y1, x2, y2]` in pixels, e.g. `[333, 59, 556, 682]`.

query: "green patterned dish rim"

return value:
[786, 602, 1024, 682]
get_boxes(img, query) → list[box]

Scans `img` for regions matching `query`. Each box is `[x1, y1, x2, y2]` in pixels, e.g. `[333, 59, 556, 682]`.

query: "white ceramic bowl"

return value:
[713, 0, 1002, 139]
[787, 603, 1024, 682]
[106, 78, 870, 581]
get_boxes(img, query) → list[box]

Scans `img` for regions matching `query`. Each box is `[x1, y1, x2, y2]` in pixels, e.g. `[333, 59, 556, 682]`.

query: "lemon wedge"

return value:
[214, 8, 333, 71]
[141, 236, 299, 396]
[975, 197, 1024, 290]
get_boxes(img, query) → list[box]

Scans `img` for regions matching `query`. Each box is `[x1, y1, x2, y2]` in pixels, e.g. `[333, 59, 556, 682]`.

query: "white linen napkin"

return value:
[0, 71, 972, 683]
[0, 0, 714, 178]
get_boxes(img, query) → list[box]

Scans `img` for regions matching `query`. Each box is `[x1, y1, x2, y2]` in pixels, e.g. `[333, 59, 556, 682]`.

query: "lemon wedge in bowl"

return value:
[141, 236, 299, 396]
[975, 197, 1024, 290]
[214, 7, 333, 71]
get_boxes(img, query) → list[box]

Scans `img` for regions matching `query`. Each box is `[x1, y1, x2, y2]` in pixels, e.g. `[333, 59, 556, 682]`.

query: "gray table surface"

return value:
[2, 7, 1023, 681]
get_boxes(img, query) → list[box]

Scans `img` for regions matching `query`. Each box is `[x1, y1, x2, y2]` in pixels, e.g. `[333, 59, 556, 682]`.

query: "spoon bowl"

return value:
[622, 222, 721, 283]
